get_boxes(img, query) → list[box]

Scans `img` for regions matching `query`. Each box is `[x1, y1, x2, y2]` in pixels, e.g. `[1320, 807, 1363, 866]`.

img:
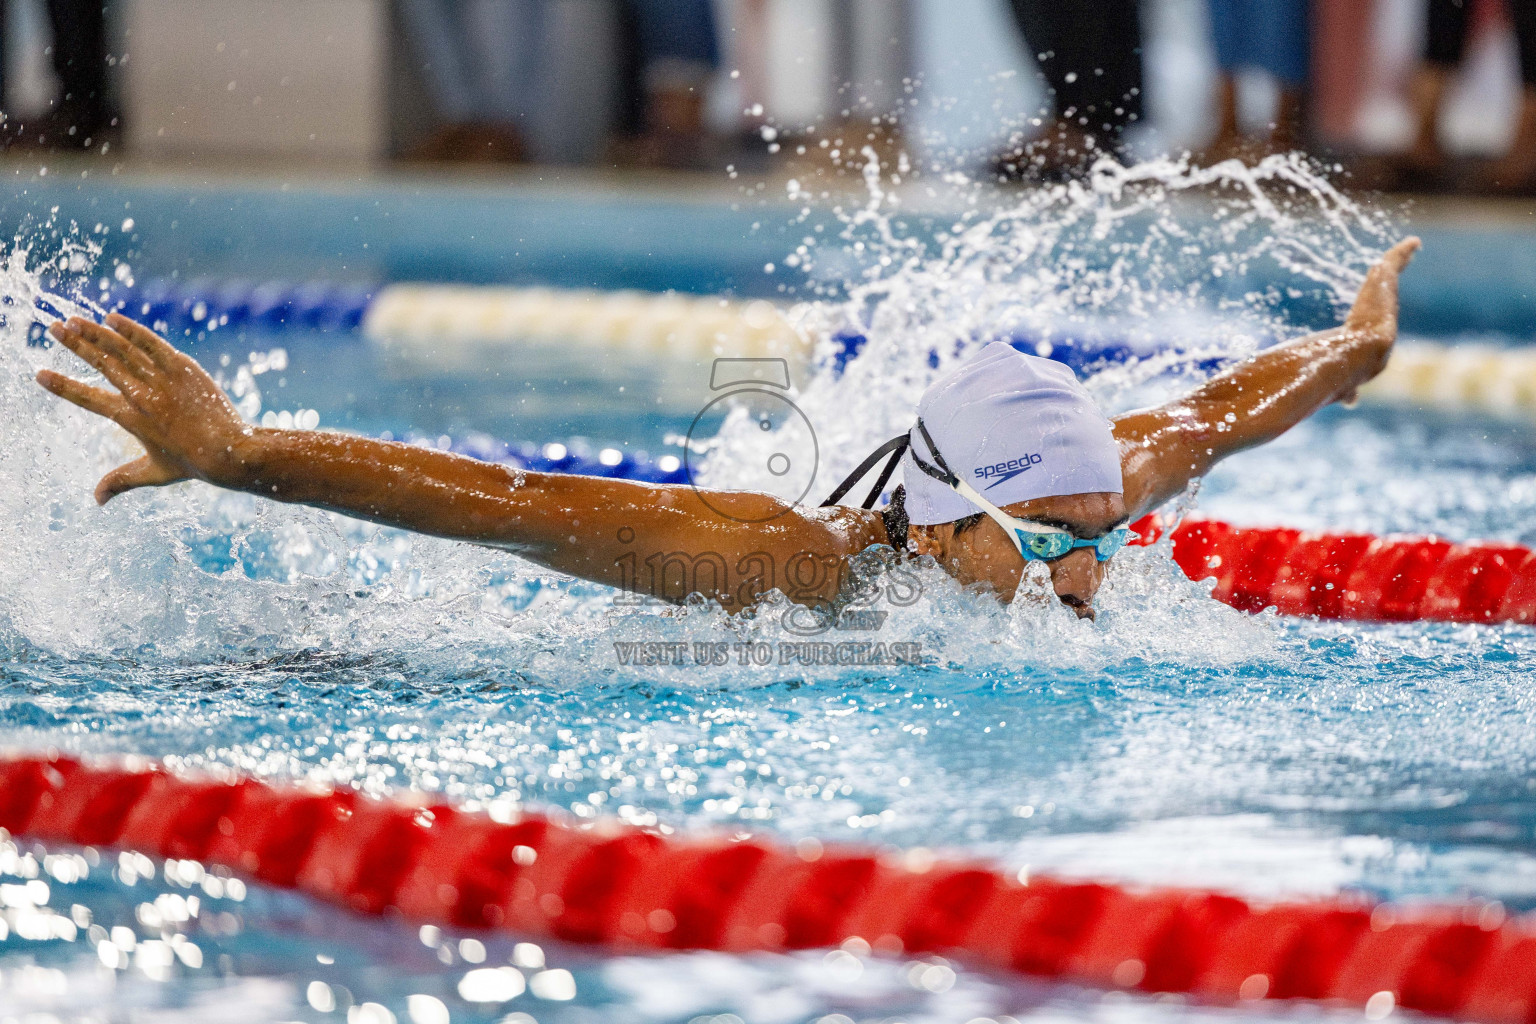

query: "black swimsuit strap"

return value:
[820, 433, 911, 509]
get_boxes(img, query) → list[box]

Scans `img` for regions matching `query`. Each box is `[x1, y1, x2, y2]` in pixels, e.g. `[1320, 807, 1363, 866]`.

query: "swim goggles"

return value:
[822, 419, 1132, 563]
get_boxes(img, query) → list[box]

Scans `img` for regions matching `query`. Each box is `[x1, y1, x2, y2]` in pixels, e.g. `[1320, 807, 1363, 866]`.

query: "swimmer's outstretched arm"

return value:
[1112, 237, 1421, 519]
[37, 314, 881, 606]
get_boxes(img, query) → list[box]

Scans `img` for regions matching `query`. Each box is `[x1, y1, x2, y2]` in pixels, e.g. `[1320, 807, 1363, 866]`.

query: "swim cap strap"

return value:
[820, 433, 910, 509]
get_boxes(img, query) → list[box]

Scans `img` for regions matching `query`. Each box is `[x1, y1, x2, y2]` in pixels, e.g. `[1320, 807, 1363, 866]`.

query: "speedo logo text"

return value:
[975, 453, 1043, 489]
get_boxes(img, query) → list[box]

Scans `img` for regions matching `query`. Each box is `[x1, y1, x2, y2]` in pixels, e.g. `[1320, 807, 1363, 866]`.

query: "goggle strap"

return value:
[953, 478, 1039, 558]
[820, 433, 911, 509]
[912, 418, 960, 486]
[862, 443, 906, 510]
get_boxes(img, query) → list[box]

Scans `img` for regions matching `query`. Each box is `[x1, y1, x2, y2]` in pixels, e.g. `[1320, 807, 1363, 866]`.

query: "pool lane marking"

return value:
[100, 277, 1536, 419]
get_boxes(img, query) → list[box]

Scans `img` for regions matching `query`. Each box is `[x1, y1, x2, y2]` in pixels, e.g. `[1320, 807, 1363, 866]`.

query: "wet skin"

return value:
[37, 239, 1420, 619]
[909, 491, 1126, 617]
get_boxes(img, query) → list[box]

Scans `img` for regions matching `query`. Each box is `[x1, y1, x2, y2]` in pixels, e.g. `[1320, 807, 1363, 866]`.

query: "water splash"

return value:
[0, 155, 1397, 683]
[704, 152, 1395, 504]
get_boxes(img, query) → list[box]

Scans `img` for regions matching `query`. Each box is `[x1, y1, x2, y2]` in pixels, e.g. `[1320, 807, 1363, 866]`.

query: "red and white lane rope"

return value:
[1130, 515, 1536, 625]
[0, 755, 1532, 1021]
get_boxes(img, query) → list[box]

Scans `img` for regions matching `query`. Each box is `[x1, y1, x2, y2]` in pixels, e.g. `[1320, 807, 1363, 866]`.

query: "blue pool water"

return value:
[2, 159, 1536, 1023]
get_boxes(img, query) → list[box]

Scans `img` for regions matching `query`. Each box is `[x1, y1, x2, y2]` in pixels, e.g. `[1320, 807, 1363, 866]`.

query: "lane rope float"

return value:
[47, 276, 1536, 419]
[0, 754, 1530, 1022]
[1133, 515, 1536, 626]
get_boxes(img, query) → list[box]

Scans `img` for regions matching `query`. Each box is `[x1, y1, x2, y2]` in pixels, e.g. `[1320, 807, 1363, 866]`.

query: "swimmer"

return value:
[37, 238, 1420, 619]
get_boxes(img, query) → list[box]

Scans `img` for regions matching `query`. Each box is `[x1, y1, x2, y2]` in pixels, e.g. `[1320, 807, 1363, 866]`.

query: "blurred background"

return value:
[2, 0, 1534, 194]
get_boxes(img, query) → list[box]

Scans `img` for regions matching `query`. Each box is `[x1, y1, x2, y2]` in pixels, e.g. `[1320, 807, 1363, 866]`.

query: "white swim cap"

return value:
[900, 342, 1123, 526]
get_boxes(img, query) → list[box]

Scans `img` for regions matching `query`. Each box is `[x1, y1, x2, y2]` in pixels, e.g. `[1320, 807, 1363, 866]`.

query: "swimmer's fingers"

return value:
[1357, 238, 1420, 293]
[48, 320, 144, 397]
[64, 317, 155, 376]
[1381, 236, 1422, 272]
[105, 312, 183, 369]
[95, 455, 184, 505]
[35, 368, 133, 424]
[1345, 237, 1420, 342]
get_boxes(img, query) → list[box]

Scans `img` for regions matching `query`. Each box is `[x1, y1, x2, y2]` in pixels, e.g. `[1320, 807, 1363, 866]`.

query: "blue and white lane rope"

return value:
[42, 276, 1536, 421]
[55, 275, 1241, 376]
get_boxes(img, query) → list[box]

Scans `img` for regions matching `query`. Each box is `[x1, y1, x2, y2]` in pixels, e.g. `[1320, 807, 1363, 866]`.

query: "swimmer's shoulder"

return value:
[792, 502, 891, 555]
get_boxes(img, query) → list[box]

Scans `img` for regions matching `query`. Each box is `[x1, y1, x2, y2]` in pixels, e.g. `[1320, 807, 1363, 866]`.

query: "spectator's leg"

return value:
[614, 0, 645, 140]
[1514, 0, 1536, 89]
[1409, 0, 1471, 168]
[0, 0, 10, 129]
[619, 0, 719, 167]
[45, 0, 111, 145]
[455, 0, 536, 161]
[1084, 0, 1144, 139]
[1015, 0, 1142, 135]
[1311, 0, 1373, 147]
[1001, 0, 1141, 175]
[628, 0, 719, 91]
[399, 0, 516, 161]
[1483, 0, 1536, 190]
[396, 0, 478, 126]
[732, 0, 771, 134]
[1204, 0, 1245, 158]
[1255, 0, 1310, 153]
[1006, 0, 1067, 117]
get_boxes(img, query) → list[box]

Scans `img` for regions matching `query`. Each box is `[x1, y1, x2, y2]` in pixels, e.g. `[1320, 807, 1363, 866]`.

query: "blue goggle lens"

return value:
[1020, 530, 1074, 560]
[1094, 528, 1131, 560]
[1015, 527, 1132, 563]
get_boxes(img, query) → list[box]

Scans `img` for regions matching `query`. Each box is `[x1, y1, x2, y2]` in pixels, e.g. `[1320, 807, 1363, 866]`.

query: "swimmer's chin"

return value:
[995, 578, 1097, 620]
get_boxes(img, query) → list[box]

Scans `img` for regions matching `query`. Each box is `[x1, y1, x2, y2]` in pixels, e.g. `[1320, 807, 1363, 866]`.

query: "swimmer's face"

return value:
[909, 491, 1127, 618]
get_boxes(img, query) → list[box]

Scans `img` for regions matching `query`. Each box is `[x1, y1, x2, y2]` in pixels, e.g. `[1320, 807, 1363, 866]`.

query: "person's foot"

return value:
[400, 124, 468, 163]
[400, 122, 525, 164]
[608, 85, 717, 171]
[606, 129, 716, 171]
[1, 103, 117, 153]
[450, 122, 526, 163]
[1380, 134, 1458, 193]
[992, 118, 1105, 182]
[1479, 152, 1536, 195]
[1478, 86, 1536, 195]
[1402, 135, 1446, 173]
[1192, 126, 1264, 167]
[1268, 86, 1308, 154]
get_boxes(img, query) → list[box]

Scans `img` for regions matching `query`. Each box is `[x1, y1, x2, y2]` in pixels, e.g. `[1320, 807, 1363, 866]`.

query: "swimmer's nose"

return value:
[1051, 550, 1102, 619]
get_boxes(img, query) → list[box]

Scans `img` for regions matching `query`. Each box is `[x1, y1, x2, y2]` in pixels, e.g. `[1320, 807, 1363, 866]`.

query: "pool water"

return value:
[2, 158, 1536, 1023]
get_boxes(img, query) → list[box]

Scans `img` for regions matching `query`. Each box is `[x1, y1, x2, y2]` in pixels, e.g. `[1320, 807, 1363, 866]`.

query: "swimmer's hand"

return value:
[36, 314, 250, 504]
[1113, 236, 1422, 520]
[34, 315, 881, 606]
[1336, 236, 1421, 404]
